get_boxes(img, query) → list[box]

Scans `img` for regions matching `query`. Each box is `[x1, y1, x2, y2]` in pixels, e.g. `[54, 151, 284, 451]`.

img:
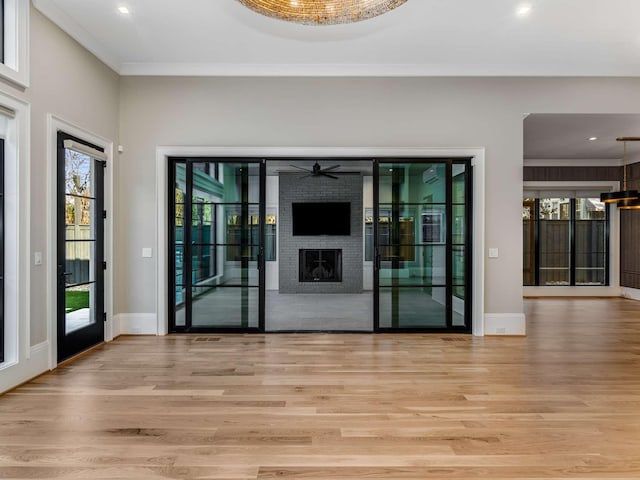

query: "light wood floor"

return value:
[2, 298, 640, 479]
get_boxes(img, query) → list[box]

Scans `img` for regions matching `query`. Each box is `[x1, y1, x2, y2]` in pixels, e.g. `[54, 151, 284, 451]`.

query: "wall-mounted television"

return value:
[292, 202, 351, 236]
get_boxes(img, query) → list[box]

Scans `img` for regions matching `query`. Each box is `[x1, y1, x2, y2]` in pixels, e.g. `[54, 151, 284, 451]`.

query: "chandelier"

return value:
[236, 0, 408, 25]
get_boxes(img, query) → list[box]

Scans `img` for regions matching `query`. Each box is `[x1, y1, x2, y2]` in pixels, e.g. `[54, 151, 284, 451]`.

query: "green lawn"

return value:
[66, 290, 89, 313]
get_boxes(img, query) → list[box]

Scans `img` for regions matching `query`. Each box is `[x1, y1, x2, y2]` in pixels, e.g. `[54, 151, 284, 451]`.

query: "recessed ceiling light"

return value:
[589, 137, 598, 141]
[516, 4, 532, 17]
[118, 6, 130, 15]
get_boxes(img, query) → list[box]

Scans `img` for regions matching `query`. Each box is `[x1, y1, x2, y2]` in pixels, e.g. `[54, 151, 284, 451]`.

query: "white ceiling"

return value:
[524, 114, 640, 164]
[33, 0, 640, 77]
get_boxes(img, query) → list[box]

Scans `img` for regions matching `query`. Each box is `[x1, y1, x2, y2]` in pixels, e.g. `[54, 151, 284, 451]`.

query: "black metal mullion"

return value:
[605, 203, 610, 286]
[570, 198, 576, 286]
[390, 167, 402, 328]
[445, 161, 453, 329]
[240, 165, 249, 328]
[213, 194, 217, 280]
[534, 198, 540, 286]
[373, 159, 380, 332]
[259, 159, 266, 331]
[464, 160, 473, 331]
[184, 161, 194, 331]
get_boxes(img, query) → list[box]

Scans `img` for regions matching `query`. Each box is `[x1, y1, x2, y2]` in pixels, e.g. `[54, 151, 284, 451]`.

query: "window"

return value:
[523, 196, 609, 286]
[0, 138, 4, 362]
[0, 0, 29, 87]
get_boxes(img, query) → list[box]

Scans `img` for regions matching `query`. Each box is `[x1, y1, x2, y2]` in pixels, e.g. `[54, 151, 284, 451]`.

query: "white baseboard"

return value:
[0, 341, 50, 394]
[523, 286, 622, 297]
[622, 287, 640, 302]
[484, 313, 526, 336]
[114, 313, 158, 335]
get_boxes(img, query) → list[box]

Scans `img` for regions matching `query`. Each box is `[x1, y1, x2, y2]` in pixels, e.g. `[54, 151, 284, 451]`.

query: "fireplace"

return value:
[299, 249, 342, 283]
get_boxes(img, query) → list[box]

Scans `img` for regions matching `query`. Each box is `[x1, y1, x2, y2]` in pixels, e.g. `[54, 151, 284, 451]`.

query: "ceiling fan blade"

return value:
[319, 172, 339, 179]
[289, 164, 312, 172]
[299, 173, 313, 179]
[321, 165, 341, 172]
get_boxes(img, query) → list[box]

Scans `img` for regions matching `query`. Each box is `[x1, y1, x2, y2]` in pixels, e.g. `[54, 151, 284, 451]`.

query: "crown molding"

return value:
[119, 62, 640, 78]
[32, 0, 122, 73]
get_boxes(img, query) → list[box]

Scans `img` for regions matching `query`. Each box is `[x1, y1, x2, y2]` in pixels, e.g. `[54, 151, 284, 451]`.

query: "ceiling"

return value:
[524, 114, 640, 164]
[33, 0, 640, 77]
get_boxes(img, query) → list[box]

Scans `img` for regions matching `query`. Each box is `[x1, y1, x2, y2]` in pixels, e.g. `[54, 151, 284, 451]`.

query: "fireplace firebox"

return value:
[299, 249, 342, 282]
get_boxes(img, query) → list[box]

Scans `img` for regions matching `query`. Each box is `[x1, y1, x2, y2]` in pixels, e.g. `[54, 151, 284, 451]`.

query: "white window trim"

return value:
[0, 0, 29, 88]
[46, 115, 114, 368]
[0, 91, 31, 394]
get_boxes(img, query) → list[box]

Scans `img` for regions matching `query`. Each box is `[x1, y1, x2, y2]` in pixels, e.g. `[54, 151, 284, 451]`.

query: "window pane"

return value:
[378, 163, 447, 204]
[452, 205, 465, 245]
[265, 210, 277, 261]
[539, 217, 570, 286]
[379, 246, 446, 286]
[575, 197, 607, 286]
[452, 163, 466, 204]
[65, 151, 93, 198]
[539, 197, 570, 220]
[65, 241, 95, 285]
[523, 198, 536, 286]
[379, 287, 447, 328]
[576, 198, 606, 220]
[65, 284, 95, 334]
[175, 285, 186, 326]
[191, 286, 259, 328]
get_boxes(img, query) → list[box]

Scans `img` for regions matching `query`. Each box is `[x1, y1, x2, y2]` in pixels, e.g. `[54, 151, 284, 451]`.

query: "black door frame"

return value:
[168, 157, 266, 333]
[373, 158, 473, 333]
[56, 131, 105, 362]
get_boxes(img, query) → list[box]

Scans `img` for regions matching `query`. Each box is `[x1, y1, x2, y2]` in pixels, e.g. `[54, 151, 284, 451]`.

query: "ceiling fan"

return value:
[289, 161, 341, 179]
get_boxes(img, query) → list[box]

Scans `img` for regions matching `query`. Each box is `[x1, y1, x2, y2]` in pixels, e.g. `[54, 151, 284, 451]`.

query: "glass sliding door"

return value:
[169, 158, 265, 332]
[373, 159, 472, 332]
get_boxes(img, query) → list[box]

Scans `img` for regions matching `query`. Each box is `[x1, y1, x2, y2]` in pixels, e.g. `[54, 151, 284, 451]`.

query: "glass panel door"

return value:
[57, 133, 105, 361]
[169, 159, 265, 332]
[373, 159, 471, 332]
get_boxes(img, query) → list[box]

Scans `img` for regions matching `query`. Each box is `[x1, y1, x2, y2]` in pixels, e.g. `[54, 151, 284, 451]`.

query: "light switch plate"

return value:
[488, 248, 499, 258]
[34, 251, 43, 265]
[142, 247, 153, 258]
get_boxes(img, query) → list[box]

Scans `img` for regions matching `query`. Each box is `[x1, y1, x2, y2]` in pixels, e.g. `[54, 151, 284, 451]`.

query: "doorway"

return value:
[57, 132, 106, 361]
[167, 156, 472, 333]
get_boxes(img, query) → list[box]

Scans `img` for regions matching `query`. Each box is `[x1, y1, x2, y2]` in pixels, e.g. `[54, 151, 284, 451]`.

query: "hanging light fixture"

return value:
[600, 137, 640, 204]
[618, 198, 640, 210]
[236, 0, 408, 26]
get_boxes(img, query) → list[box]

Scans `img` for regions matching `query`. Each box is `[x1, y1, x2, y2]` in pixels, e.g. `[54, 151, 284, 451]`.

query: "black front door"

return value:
[57, 132, 105, 362]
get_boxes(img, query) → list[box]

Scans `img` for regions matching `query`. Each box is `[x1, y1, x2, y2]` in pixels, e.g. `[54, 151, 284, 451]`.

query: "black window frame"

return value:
[523, 196, 610, 287]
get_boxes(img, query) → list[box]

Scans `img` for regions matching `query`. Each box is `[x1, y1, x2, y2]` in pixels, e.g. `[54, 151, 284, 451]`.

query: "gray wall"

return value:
[278, 173, 363, 294]
[0, 7, 120, 346]
[118, 76, 640, 321]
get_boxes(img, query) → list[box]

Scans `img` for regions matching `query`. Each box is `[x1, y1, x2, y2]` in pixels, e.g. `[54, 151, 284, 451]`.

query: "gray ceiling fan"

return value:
[289, 161, 341, 179]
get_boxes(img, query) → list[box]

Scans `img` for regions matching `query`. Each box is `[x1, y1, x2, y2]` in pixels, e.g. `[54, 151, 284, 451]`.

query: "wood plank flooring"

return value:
[1, 298, 640, 479]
